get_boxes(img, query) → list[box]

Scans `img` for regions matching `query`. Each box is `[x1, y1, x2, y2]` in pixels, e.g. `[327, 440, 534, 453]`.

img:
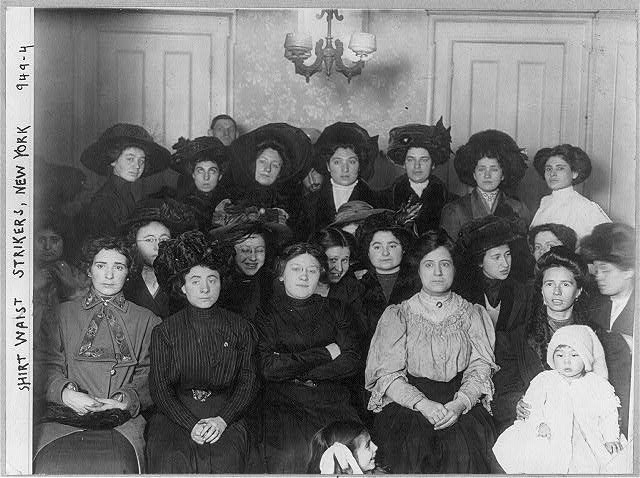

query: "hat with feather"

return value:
[387, 117, 452, 166]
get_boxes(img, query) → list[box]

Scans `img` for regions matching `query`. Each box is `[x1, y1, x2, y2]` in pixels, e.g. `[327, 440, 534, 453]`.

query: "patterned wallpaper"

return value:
[234, 10, 434, 152]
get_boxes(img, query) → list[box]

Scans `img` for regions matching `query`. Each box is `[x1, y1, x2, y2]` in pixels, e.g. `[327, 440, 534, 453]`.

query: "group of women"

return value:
[32, 117, 635, 474]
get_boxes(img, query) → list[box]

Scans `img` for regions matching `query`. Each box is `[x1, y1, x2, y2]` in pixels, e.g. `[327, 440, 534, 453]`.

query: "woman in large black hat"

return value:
[81, 123, 171, 238]
[531, 144, 611, 239]
[304, 122, 387, 234]
[217, 122, 312, 236]
[170, 136, 230, 231]
[453, 215, 533, 432]
[121, 197, 197, 319]
[581, 222, 635, 437]
[441, 129, 530, 242]
[384, 118, 453, 234]
[209, 205, 292, 324]
[146, 230, 258, 473]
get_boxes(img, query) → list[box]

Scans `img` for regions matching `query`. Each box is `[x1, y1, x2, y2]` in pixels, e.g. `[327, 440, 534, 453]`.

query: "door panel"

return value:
[432, 16, 592, 214]
[75, 10, 232, 194]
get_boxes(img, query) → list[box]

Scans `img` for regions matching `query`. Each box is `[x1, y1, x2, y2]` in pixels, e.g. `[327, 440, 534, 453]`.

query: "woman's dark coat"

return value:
[384, 174, 451, 235]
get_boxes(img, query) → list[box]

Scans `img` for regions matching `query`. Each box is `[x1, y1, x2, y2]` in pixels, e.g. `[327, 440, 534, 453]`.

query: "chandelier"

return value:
[284, 10, 376, 83]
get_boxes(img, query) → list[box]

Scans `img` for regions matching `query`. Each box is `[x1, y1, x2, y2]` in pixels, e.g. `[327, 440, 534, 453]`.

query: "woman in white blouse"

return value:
[365, 229, 499, 474]
[530, 144, 610, 239]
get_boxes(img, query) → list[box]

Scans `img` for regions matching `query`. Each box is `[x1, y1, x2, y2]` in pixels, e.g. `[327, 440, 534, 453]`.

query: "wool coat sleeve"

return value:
[38, 305, 75, 404]
[256, 309, 333, 382]
[300, 300, 361, 382]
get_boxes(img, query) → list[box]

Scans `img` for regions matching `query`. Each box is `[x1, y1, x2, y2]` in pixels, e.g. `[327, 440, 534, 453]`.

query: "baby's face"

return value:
[553, 345, 585, 381]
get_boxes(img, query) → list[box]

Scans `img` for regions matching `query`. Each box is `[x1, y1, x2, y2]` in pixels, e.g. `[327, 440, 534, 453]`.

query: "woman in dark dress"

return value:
[384, 118, 453, 235]
[81, 123, 171, 238]
[122, 197, 197, 319]
[581, 223, 635, 438]
[305, 122, 387, 234]
[256, 243, 361, 473]
[354, 211, 421, 352]
[511, 247, 608, 430]
[440, 129, 533, 280]
[365, 229, 499, 473]
[454, 215, 532, 432]
[170, 135, 230, 231]
[308, 227, 360, 308]
[34, 236, 160, 474]
[146, 231, 258, 473]
[33, 211, 89, 343]
[218, 122, 312, 236]
[210, 207, 292, 324]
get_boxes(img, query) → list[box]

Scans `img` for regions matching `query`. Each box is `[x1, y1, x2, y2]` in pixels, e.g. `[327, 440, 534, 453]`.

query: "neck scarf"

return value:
[77, 289, 133, 362]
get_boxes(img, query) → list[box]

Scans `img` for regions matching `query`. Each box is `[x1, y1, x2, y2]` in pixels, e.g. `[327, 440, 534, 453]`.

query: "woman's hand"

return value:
[434, 399, 466, 430]
[516, 398, 531, 421]
[605, 440, 622, 454]
[61, 388, 102, 415]
[414, 398, 448, 425]
[191, 417, 227, 445]
[89, 396, 129, 412]
[325, 342, 341, 360]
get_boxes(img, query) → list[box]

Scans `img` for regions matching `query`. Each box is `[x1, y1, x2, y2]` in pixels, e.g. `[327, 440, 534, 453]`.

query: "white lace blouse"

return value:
[365, 291, 498, 414]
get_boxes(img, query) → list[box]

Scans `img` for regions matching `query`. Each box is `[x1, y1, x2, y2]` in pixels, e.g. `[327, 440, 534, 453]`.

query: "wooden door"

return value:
[74, 10, 233, 193]
[431, 14, 592, 213]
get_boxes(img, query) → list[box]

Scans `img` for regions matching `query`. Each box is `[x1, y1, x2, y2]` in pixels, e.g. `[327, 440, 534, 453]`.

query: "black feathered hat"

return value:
[227, 122, 312, 187]
[170, 136, 230, 176]
[533, 144, 592, 186]
[154, 230, 231, 290]
[387, 118, 452, 166]
[208, 202, 292, 247]
[454, 129, 528, 189]
[80, 123, 170, 177]
[314, 122, 379, 181]
[455, 215, 527, 260]
[355, 208, 419, 265]
[120, 197, 197, 235]
[580, 222, 635, 270]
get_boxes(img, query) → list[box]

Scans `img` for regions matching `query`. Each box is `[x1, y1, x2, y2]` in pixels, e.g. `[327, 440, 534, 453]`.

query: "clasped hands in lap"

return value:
[415, 397, 466, 430]
[191, 416, 228, 445]
[62, 388, 128, 414]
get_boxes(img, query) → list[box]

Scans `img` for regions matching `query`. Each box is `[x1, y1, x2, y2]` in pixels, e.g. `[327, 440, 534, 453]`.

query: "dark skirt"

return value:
[33, 429, 137, 474]
[262, 380, 360, 473]
[374, 374, 497, 474]
[146, 390, 250, 473]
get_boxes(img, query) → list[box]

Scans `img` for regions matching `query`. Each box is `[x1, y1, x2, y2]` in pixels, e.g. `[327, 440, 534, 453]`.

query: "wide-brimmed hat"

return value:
[154, 230, 230, 290]
[314, 122, 379, 181]
[330, 201, 393, 227]
[208, 202, 292, 247]
[170, 136, 230, 176]
[580, 222, 635, 270]
[80, 123, 171, 177]
[455, 215, 527, 259]
[533, 144, 592, 185]
[387, 118, 452, 166]
[227, 122, 312, 187]
[120, 197, 197, 235]
[454, 129, 528, 188]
